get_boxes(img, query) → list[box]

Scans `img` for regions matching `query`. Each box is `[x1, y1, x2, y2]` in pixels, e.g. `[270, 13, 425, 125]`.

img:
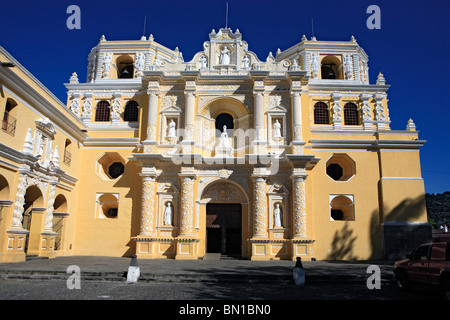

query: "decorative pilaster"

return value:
[374, 93, 388, 129]
[360, 93, 372, 130]
[331, 92, 342, 129]
[43, 183, 56, 232]
[289, 76, 305, 154]
[69, 93, 81, 116]
[140, 176, 157, 236]
[183, 92, 195, 141]
[144, 84, 159, 153]
[183, 79, 196, 154]
[111, 92, 122, 126]
[291, 91, 302, 141]
[176, 168, 198, 259]
[252, 176, 267, 237]
[179, 175, 195, 236]
[291, 175, 307, 238]
[81, 93, 92, 124]
[253, 92, 265, 142]
[11, 174, 27, 229]
[252, 76, 267, 155]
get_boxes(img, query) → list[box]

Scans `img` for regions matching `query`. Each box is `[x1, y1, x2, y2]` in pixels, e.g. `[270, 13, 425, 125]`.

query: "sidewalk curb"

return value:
[0, 269, 396, 284]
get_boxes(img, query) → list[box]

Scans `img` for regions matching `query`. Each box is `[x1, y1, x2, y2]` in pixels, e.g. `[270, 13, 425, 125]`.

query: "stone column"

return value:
[291, 91, 302, 141]
[176, 168, 198, 260]
[143, 90, 159, 153]
[146, 92, 159, 141]
[139, 175, 157, 236]
[291, 176, 307, 237]
[253, 92, 265, 142]
[252, 176, 267, 237]
[179, 175, 195, 236]
[184, 91, 195, 142]
[10, 174, 27, 230]
[40, 182, 57, 258]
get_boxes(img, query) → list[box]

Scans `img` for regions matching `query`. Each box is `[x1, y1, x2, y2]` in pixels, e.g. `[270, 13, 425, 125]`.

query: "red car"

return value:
[394, 241, 450, 299]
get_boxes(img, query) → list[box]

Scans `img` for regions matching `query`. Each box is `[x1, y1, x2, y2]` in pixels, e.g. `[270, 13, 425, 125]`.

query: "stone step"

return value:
[26, 255, 49, 261]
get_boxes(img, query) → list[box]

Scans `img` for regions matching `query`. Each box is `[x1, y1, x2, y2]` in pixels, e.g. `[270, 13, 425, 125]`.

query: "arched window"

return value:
[95, 101, 111, 122]
[2, 98, 17, 136]
[314, 102, 329, 124]
[330, 195, 355, 221]
[123, 101, 139, 121]
[321, 55, 343, 80]
[116, 55, 134, 79]
[344, 103, 359, 125]
[215, 113, 234, 137]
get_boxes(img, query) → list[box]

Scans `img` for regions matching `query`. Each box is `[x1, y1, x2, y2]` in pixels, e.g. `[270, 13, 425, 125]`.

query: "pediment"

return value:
[267, 183, 289, 195]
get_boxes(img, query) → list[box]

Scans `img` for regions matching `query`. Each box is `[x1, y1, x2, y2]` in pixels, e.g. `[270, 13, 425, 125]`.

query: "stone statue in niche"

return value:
[273, 203, 283, 228]
[167, 119, 177, 138]
[220, 46, 231, 65]
[343, 54, 353, 80]
[199, 55, 208, 69]
[163, 202, 173, 226]
[218, 125, 230, 148]
[310, 52, 319, 79]
[273, 119, 282, 138]
[242, 55, 250, 69]
[135, 52, 145, 77]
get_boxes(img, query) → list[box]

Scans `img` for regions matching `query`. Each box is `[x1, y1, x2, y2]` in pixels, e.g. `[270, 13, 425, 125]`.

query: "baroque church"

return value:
[0, 28, 430, 262]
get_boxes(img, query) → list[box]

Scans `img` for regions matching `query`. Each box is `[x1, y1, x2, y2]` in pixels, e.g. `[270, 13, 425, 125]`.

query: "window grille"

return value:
[2, 113, 16, 136]
[344, 103, 359, 125]
[2, 100, 17, 136]
[123, 101, 139, 121]
[95, 101, 111, 122]
[314, 102, 330, 124]
[63, 149, 71, 166]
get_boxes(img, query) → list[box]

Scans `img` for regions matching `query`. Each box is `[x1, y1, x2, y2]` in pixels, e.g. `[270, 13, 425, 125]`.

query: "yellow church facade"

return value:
[0, 28, 429, 263]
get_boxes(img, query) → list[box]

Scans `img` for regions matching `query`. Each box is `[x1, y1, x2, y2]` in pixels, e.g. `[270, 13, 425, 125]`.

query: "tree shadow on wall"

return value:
[326, 194, 427, 260]
[326, 222, 359, 260]
[368, 194, 428, 260]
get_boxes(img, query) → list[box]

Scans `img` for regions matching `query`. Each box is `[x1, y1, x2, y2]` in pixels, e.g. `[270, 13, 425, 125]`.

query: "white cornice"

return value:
[0, 48, 87, 142]
[83, 137, 139, 147]
[309, 139, 426, 150]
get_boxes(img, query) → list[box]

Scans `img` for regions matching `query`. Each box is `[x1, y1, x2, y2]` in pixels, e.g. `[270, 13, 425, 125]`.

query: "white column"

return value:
[184, 91, 195, 142]
[291, 176, 307, 237]
[254, 92, 265, 142]
[179, 175, 195, 236]
[146, 92, 159, 141]
[291, 91, 302, 141]
[252, 176, 267, 237]
[139, 175, 157, 236]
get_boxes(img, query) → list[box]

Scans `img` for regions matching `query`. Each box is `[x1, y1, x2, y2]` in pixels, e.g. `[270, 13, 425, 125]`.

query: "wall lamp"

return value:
[1, 61, 15, 68]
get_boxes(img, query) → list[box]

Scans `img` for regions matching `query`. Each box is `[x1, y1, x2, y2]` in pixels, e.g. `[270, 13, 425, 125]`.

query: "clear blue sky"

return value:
[1, 0, 449, 194]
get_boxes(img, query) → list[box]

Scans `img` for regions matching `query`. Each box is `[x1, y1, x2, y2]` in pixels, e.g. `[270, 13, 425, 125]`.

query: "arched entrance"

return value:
[53, 194, 68, 251]
[22, 185, 44, 255]
[206, 203, 241, 256]
[200, 180, 249, 258]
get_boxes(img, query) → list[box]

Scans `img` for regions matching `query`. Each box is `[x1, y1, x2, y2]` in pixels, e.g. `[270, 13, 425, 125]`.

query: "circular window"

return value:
[108, 162, 124, 179]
